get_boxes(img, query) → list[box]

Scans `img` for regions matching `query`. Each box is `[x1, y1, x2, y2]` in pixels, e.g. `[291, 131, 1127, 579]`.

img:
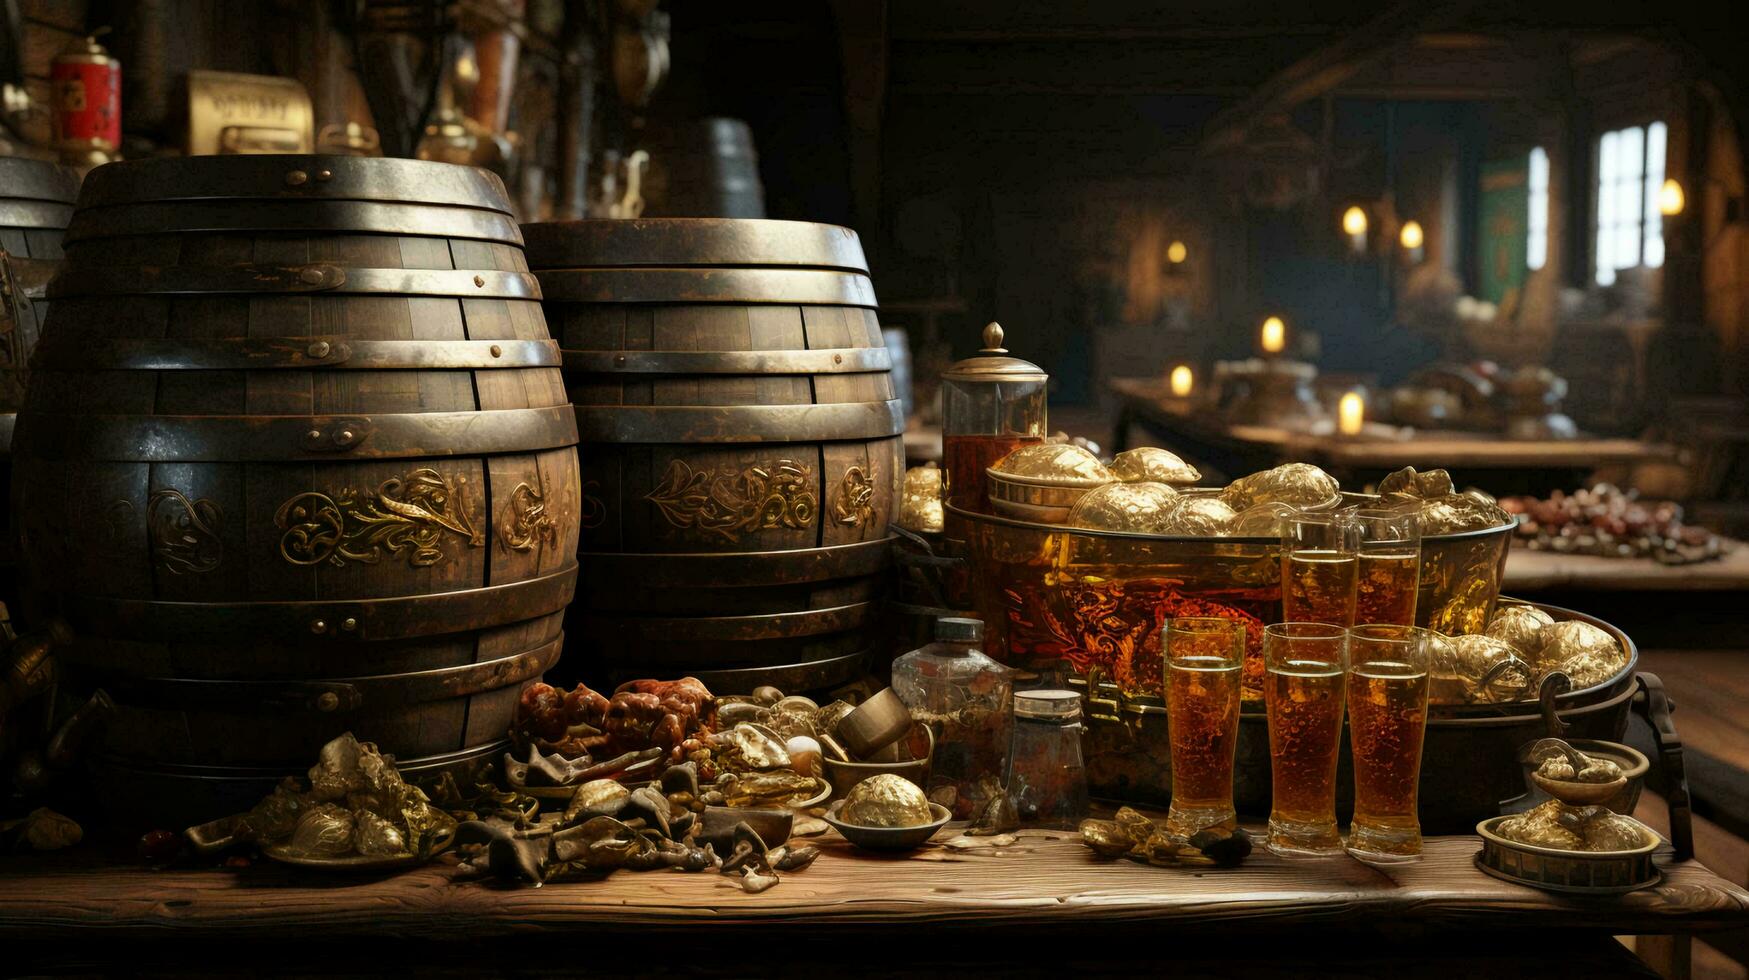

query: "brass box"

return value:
[186, 70, 313, 155]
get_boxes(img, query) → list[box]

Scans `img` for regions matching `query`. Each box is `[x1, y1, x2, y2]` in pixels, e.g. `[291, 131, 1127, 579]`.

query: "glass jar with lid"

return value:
[940, 321, 1048, 518]
[1005, 688, 1089, 828]
[891, 616, 1013, 820]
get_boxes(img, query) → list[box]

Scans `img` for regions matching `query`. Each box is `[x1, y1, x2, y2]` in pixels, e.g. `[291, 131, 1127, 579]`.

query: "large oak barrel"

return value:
[522, 218, 900, 693]
[14, 155, 581, 821]
[0, 157, 79, 607]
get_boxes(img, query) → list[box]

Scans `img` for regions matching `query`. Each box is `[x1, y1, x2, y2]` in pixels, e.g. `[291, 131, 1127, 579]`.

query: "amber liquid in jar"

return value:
[1355, 550, 1420, 627]
[1164, 654, 1241, 836]
[1347, 661, 1429, 858]
[1282, 550, 1358, 627]
[943, 432, 1043, 515]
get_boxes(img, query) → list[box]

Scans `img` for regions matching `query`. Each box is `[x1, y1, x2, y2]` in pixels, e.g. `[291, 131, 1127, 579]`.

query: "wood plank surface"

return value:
[1505, 545, 1749, 592]
[1, 826, 1745, 941]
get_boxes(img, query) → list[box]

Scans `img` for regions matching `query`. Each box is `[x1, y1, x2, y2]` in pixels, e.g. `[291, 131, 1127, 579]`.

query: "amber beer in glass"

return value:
[1345, 624, 1432, 862]
[1281, 512, 1360, 628]
[1353, 510, 1421, 627]
[1163, 617, 1245, 838]
[1263, 623, 1347, 856]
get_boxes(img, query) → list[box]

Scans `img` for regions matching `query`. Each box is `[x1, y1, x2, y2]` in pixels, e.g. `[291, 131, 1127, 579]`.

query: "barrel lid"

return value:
[941, 322, 1048, 383]
[72, 155, 514, 214]
[0, 156, 81, 204]
[520, 218, 868, 273]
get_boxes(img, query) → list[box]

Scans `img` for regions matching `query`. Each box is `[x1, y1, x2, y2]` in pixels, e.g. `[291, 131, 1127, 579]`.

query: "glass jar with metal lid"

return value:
[940, 321, 1048, 517]
[1005, 688, 1088, 828]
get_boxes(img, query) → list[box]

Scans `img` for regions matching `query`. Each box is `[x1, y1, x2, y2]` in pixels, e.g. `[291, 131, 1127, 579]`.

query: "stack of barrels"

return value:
[523, 218, 902, 693]
[13, 155, 581, 820]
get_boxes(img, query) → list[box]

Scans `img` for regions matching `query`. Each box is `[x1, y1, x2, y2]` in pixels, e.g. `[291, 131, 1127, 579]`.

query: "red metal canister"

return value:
[50, 35, 122, 157]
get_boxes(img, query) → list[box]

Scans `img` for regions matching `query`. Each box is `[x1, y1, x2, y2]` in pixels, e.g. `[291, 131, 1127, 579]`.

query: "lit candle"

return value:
[1166, 240, 1188, 265]
[1399, 220, 1424, 250]
[1169, 364, 1194, 397]
[1659, 178, 1685, 216]
[1260, 316, 1285, 355]
[1338, 391, 1365, 436]
[1342, 206, 1367, 254]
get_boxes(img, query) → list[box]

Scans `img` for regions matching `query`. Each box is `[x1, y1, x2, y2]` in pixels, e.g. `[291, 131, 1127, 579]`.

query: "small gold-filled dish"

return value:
[987, 443, 1116, 523]
[823, 800, 953, 851]
[1475, 816, 1660, 895]
[262, 824, 456, 873]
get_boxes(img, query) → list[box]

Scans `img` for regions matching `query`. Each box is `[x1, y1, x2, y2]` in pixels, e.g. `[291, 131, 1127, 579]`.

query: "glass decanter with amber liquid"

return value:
[940, 321, 1047, 608]
[940, 321, 1048, 516]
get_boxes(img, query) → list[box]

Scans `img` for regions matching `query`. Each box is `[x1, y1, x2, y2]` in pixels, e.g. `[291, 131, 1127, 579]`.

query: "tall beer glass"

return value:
[1353, 510, 1421, 627]
[1345, 624, 1432, 863]
[1263, 622, 1347, 857]
[1281, 511, 1359, 627]
[1163, 616, 1244, 838]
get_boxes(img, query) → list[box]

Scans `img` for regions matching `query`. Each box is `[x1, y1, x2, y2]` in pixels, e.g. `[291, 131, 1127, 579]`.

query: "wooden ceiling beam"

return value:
[1197, 0, 1480, 154]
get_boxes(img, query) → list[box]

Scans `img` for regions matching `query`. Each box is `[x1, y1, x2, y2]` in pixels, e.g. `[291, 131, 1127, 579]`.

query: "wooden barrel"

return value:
[522, 218, 900, 693]
[0, 156, 79, 261]
[0, 157, 79, 609]
[638, 118, 767, 219]
[14, 155, 581, 821]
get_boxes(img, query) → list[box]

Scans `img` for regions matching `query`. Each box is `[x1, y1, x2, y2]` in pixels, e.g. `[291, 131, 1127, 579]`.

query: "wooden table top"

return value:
[4, 825, 1746, 942]
[1110, 377, 1672, 470]
[1505, 542, 1749, 592]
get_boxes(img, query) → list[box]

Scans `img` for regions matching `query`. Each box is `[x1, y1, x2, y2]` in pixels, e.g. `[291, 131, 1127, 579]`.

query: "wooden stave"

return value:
[14, 157, 580, 791]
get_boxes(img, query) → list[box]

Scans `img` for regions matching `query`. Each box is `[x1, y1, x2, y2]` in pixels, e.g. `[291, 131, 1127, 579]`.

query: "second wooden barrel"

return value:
[0, 157, 79, 609]
[15, 155, 581, 820]
[523, 218, 901, 693]
[638, 118, 766, 219]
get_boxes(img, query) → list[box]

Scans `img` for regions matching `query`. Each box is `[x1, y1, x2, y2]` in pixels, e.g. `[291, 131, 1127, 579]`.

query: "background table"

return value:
[1111, 377, 1674, 496]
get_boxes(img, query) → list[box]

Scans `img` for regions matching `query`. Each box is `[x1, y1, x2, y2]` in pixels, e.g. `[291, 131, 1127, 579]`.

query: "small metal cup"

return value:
[835, 687, 913, 758]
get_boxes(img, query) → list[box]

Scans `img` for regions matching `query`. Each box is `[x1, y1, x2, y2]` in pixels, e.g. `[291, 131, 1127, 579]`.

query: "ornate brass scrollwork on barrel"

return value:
[831, 465, 875, 528]
[148, 488, 223, 574]
[644, 458, 817, 543]
[275, 468, 483, 568]
[498, 482, 559, 553]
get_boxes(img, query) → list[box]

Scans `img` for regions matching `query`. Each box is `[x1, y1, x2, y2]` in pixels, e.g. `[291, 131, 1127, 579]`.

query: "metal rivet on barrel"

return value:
[337, 429, 356, 445]
[834, 353, 843, 365]
[299, 267, 326, 285]
[285, 170, 308, 186]
[490, 344, 502, 357]
[310, 619, 327, 634]
[316, 692, 340, 712]
[306, 429, 323, 441]
[341, 617, 358, 632]
[315, 169, 333, 181]
[473, 275, 485, 287]
[614, 354, 627, 367]
[308, 341, 331, 358]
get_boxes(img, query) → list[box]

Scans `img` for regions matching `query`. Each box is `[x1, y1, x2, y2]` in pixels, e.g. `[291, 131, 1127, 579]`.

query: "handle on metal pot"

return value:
[1633, 672, 1693, 862]
[1537, 671, 1572, 737]
[889, 525, 963, 611]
